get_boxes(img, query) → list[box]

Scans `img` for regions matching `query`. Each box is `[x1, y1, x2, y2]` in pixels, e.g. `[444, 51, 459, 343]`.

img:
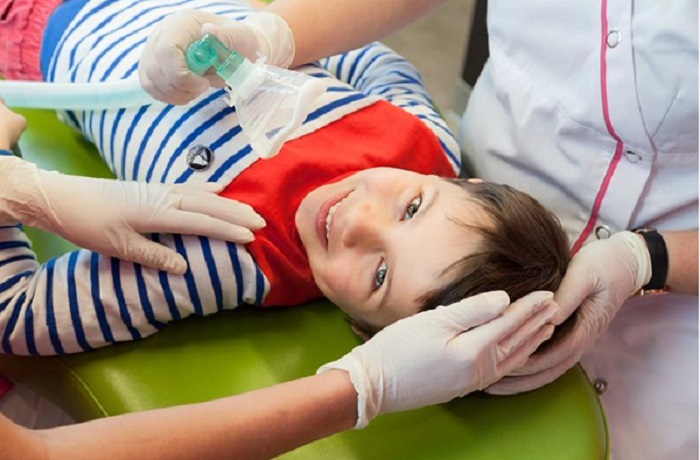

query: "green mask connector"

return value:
[186, 34, 252, 89]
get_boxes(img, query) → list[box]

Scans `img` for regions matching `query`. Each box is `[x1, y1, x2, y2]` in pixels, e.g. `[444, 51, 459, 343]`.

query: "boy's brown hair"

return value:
[352, 179, 572, 345]
[419, 179, 570, 312]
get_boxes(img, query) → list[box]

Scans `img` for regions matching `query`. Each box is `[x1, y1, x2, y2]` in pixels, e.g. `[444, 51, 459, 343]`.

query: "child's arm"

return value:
[0, 224, 265, 355]
[0, 153, 269, 355]
[0, 153, 266, 273]
[319, 43, 461, 173]
[0, 103, 267, 355]
[0, 155, 267, 355]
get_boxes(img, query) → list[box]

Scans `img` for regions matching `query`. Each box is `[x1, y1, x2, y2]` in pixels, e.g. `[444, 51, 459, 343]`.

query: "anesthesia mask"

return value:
[186, 34, 327, 158]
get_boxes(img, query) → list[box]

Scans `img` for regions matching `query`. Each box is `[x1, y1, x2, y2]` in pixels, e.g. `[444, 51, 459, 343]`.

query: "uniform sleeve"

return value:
[319, 43, 461, 173]
[0, 226, 266, 355]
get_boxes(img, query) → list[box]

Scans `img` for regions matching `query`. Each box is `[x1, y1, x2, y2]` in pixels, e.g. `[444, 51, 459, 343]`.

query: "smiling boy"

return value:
[297, 169, 487, 328]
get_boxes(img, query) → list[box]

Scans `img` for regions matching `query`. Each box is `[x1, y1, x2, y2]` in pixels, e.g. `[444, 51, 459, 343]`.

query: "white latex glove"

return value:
[139, 10, 294, 105]
[486, 231, 652, 395]
[319, 291, 558, 428]
[0, 156, 265, 275]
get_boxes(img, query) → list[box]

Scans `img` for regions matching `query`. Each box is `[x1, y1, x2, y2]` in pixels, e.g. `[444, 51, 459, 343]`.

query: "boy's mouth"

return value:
[315, 190, 352, 250]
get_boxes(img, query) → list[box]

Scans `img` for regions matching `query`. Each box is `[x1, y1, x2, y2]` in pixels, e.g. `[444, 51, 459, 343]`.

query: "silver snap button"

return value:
[187, 145, 213, 171]
[593, 379, 608, 395]
[625, 150, 642, 164]
[606, 29, 622, 48]
[595, 225, 611, 240]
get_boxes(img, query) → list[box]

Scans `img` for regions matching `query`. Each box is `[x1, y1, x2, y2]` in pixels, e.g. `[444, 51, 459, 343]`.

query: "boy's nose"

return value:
[340, 201, 389, 249]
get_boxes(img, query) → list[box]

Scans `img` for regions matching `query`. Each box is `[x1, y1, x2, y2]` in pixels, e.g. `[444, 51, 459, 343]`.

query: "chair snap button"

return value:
[606, 29, 622, 48]
[187, 145, 214, 171]
[595, 225, 611, 240]
[625, 150, 642, 164]
[593, 379, 608, 395]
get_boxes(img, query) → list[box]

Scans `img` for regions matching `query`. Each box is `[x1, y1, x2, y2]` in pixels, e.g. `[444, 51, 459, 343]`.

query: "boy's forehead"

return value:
[439, 180, 492, 229]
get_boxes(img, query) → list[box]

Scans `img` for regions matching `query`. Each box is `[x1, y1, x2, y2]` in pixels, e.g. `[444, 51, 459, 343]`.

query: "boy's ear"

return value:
[348, 318, 373, 342]
[467, 178, 484, 184]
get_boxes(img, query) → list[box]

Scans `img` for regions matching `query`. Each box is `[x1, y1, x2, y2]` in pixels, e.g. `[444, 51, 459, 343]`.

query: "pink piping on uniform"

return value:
[571, 0, 625, 255]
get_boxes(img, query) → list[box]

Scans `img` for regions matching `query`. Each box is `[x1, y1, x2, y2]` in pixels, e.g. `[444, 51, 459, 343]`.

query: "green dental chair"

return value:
[0, 108, 608, 459]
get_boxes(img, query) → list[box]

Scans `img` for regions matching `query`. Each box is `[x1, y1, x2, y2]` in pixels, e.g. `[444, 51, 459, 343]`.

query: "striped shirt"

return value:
[0, 0, 460, 355]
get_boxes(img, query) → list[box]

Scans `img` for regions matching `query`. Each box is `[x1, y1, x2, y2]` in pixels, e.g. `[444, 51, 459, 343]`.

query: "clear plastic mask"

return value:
[187, 34, 326, 159]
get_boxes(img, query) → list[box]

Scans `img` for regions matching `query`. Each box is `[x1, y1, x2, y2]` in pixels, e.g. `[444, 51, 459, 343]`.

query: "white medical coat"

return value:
[460, 1, 698, 458]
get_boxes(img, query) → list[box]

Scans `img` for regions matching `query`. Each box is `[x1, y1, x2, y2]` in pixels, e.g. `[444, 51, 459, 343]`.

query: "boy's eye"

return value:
[403, 195, 422, 220]
[374, 260, 388, 290]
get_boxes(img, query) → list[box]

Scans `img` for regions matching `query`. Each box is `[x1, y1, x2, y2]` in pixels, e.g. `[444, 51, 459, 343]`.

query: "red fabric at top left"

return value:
[0, 0, 63, 80]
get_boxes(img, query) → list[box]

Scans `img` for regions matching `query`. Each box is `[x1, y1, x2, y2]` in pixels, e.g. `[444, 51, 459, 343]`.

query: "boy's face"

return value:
[296, 168, 488, 329]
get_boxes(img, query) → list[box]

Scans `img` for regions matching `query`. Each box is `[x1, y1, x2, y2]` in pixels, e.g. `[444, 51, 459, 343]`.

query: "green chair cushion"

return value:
[0, 108, 608, 459]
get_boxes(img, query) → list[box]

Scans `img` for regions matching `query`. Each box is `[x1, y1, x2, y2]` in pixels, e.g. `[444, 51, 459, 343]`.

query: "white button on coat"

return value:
[606, 29, 622, 48]
[595, 225, 611, 240]
[625, 150, 642, 164]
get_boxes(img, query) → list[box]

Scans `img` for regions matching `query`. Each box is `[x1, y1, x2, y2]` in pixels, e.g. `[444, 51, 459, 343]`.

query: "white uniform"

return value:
[460, 1, 698, 459]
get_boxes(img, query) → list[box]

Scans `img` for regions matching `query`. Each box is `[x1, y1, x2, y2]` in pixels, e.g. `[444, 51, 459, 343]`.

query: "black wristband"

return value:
[633, 228, 669, 291]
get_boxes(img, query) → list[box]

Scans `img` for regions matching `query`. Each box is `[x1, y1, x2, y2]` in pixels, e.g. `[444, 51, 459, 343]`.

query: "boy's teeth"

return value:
[325, 199, 344, 241]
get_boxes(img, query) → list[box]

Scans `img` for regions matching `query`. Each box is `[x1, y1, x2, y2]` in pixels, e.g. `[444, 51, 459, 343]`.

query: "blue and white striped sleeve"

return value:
[0, 225, 266, 355]
[319, 43, 461, 173]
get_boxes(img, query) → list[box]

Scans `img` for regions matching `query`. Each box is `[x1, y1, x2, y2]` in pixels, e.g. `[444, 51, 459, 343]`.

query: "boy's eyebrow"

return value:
[379, 188, 440, 311]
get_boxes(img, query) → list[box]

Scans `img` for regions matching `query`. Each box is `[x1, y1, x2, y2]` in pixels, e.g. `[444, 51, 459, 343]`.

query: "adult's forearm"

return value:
[662, 230, 698, 294]
[39, 370, 357, 460]
[0, 155, 49, 227]
[265, 0, 445, 67]
[1, 414, 47, 459]
[0, 154, 28, 225]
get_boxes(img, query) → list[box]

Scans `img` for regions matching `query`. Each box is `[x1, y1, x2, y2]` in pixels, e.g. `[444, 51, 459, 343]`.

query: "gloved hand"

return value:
[0, 155, 265, 275]
[485, 231, 652, 395]
[319, 290, 558, 428]
[139, 9, 294, 105]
